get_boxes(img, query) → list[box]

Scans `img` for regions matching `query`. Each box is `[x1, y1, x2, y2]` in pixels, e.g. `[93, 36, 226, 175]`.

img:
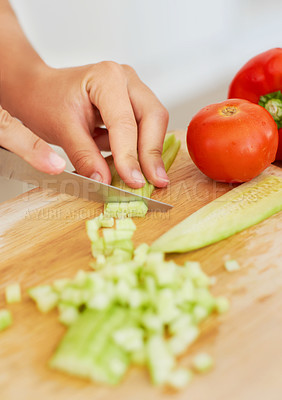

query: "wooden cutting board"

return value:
[0, 130, 282, 400]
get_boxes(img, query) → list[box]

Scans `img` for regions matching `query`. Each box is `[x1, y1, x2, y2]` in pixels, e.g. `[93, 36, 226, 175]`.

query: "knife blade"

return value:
[0, 147, 172, 212]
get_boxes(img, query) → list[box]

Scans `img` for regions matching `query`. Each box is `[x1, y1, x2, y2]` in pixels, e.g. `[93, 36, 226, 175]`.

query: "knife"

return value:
[0, 147, 172, 212]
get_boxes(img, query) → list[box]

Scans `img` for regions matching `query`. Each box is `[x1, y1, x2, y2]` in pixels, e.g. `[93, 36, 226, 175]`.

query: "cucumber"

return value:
[152, 174, 282, 253]
[104, 134, 180, 218]
[49, 307, 128, 382]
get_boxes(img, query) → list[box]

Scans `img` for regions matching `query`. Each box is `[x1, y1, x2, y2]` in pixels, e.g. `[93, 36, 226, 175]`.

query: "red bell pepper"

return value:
[228, 48, 282, 160]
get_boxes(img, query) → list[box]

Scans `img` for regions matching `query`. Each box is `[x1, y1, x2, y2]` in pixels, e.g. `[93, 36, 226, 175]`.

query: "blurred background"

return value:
[2, 0, 282, 201]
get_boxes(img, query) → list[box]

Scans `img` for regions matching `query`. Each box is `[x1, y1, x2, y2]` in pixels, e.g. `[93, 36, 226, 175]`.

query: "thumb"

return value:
[0, 106, 66, 174]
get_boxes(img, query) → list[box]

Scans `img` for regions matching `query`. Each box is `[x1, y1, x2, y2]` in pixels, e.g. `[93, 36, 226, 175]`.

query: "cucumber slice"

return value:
[152, 174, 282, 253]
[50, 307, 127, 380]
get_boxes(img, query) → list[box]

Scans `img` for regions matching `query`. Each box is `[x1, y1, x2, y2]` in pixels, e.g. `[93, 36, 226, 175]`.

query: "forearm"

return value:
[0, 0, 48, 116]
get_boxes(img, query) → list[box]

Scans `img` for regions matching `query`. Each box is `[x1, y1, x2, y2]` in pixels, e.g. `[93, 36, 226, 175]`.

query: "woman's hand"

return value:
[0, 2, 169, 189]
[7, 62, 169, 189]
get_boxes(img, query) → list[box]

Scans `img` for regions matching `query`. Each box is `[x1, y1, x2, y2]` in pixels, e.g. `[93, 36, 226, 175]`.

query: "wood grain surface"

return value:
[0, 131, 282, 400]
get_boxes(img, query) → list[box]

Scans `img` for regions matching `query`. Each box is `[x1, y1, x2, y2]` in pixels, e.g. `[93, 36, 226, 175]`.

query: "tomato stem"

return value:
[259, 91, 282, 129]
[219, 106, 238, 117]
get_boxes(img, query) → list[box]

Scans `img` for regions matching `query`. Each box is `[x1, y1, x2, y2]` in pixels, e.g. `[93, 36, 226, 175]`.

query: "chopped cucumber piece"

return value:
[60, 286, 88, 307]
[87, 291, 112, 310]
[128, 288, 148, 308]
[103, 228, 134, 242]
[74, 269, 88, 286]
[142, 311, 164, 334]
[146, 335, 175, 385]
[0, 309, 12, 331]
[102, 228, 117, 243]
[215, 296, 230, 314]
[152, 175, 282, 253]
[195, 288, 216, 313]
[28, 285, 58, 313]
[112, 248, 132, 262]
[100, 217, 114, 228]
[134, 242, 150, 255]
[134, 243, 150, 265]
[168, 314, 193, 335]
[111, 239, 134, 254]
[53, 278, 71, 292]
[91, 238, 105, 257]
[192, 352, 214, 373]
[192, 305, 209, 323]
[224, 259, 240, 272]
[146, 251, 164, 268]
[156, 288, 180, 323]
[176, 278, 195, 303]
[131, 348, 146, 366]
[167, 368, 193, 389]
[168, 326, 199, 356]
[93, 340, 130, 385]
[96, 254, 106, 267]
[116, 218, 136, 231]
[113, 327, 144, 352]
[58, 303, 79, 326]
[86, 217, 102, 241]
[5, 283, 21, 304]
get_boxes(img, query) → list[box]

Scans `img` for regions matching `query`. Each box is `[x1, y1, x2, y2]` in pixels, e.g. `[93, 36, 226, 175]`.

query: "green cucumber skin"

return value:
[49, 307, 129, 383]
[152, 175, 282, 253]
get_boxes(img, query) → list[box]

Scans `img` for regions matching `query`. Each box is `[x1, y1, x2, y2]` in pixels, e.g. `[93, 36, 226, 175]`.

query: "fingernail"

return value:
[156, 166, 169, 182]
[48, 152, 66, 170]
[90, 171, 102, 182]
[131, 169, 146, 184]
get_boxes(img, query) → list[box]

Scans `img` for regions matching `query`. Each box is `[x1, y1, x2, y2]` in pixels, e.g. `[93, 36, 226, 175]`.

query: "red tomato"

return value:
[228, 48, 282, 160]
[228, 48, 282, 102]
[186, 99, 278, 183]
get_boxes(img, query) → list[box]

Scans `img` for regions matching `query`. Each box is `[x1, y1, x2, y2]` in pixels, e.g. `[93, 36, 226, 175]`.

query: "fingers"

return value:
[0, 106, 66, 174]
[86, 62, 146, 189]
[58, 121, 112, 184]
[124, 65, 170, 188]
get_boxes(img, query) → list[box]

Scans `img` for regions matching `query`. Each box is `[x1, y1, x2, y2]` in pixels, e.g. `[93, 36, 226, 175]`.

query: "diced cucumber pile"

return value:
[104, 133, 181, 218]
[28, 214, 230, 389]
